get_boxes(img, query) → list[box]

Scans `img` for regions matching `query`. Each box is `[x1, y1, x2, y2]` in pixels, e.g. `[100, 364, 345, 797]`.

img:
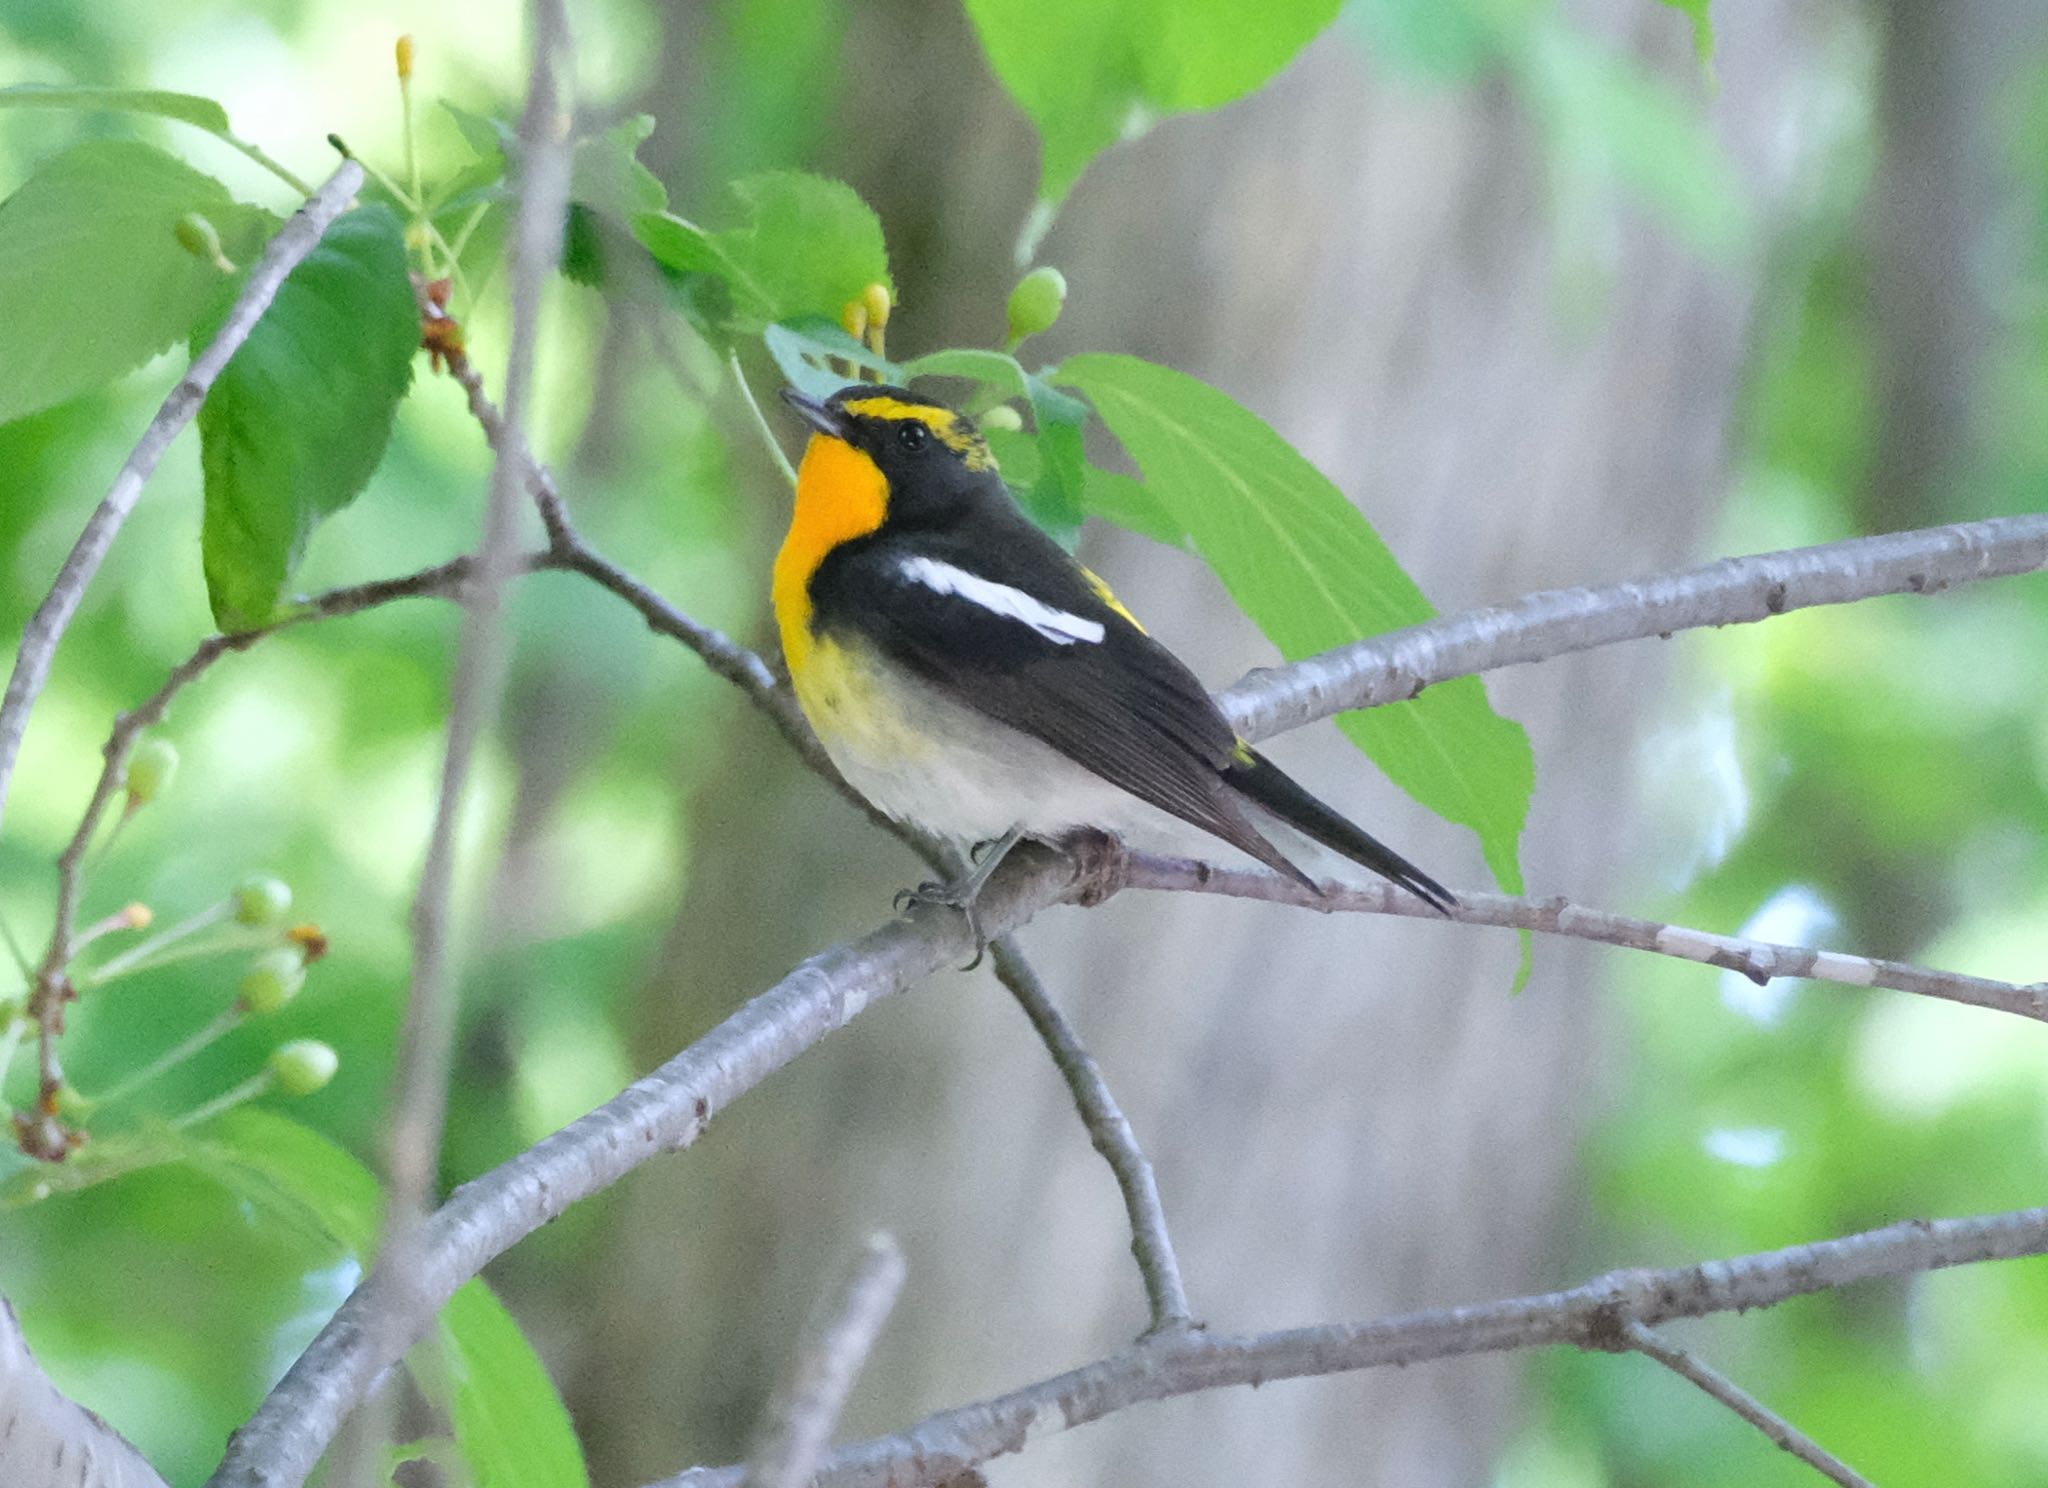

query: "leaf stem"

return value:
[729, 350, 798, 490]
[222, 133, 316, 197]
[80, 899, 234, 988]
[0, 905, 32, 982]
[171, 1068, 274, 1131]
[92, 1007, 245, 1110]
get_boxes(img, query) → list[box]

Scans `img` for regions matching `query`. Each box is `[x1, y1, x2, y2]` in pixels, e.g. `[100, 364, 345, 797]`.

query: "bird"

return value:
[774, 381, 1455, 957]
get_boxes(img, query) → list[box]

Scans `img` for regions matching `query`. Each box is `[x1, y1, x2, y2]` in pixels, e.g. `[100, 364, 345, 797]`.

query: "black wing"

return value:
[809, 506, 1312, 885]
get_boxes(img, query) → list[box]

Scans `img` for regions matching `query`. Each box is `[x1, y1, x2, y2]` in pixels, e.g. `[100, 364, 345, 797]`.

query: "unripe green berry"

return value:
[174, 212, 223, 261]
[269, 1039, 339, 1096]
[1006, 266, 1067, 345]
[235, 875, 294, 927]
[238, 948, 306, 1015]
[123, 738, 179, 806]
[173, 213, 236, 273]
[979, 404, 1024, 433]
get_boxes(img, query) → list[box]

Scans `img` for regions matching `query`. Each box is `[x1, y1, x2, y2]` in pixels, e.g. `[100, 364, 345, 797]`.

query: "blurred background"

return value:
[3, 0, 2047, 1484]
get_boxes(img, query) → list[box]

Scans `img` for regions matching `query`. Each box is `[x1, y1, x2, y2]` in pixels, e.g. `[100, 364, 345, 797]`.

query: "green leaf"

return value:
[571, 114, 666, 222]
[637, 172, 891, 336]
[441, 1281, 591, 1488]
[0, 140, 275, 426]
[900, 347, 1030, 402]
[762, 318, 898, 402]
[1058, 353, 1533, 902]
[1342, 0, 1507, 80]
[962, 0, 1342, 209]
[1658, 0, 1714, 62]
[1021, 372, 1088, 539]
[198, 204, 418, 631]
[187, 1107, 383, 1254]
[0, 82, 231, 132]
[1083, 462, 1184, 547]
[198, 1113, 589, 1487]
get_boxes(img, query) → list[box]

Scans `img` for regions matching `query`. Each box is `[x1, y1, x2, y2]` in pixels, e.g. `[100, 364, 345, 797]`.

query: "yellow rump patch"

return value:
[841, 394, 997, 472]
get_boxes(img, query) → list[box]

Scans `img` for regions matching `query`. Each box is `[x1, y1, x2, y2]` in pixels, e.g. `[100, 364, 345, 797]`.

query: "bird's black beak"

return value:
[780, 387, 849, 439]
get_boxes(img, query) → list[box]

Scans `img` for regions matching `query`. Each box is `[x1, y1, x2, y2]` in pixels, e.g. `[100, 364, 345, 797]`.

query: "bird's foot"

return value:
[894, 876, 993, 970]
[1059, 826, 1129, 908]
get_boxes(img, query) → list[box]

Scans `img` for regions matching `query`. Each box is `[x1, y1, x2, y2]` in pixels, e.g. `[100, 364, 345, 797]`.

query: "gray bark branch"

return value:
[203, 509, 2048, 1488]
[656, 1206, 2048, 1488]
[1221, 513, 2048, 742]
[1123, 855, 2048, 1021]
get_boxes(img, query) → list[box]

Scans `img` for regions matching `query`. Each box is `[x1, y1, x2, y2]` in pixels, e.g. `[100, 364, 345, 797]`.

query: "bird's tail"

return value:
[1223, 747, 1457, 914]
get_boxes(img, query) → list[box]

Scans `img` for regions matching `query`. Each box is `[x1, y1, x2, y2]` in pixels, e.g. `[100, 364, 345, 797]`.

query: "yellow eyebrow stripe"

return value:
[841, 394, 997, 472]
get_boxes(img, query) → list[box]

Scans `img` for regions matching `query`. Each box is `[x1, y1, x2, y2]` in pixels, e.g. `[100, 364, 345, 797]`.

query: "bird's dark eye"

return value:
[896, 421, 930, 452]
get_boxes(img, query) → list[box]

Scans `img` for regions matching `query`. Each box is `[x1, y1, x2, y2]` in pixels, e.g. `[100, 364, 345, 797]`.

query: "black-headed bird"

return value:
[775, 383, 1453, 954]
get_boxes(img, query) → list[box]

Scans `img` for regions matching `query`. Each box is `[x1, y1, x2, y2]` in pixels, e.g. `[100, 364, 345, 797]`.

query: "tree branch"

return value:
[1622, 1321, 1874, 1488]
[203, 844, 1087, 1488]
[382, 0, 572, 1229]
[655, 1206, 2048, 1488]
[0, 1295, 169, 1488]
[1121, 855, 2048, 1022]
[205, 507, 2048, 1485]
[0, 159, 365, 840]
[1220, 513, 2048, 742]
[745, 1234, 906, 1488]
[12, 557, 485, 1159]
[987, 936, 1191, 1332]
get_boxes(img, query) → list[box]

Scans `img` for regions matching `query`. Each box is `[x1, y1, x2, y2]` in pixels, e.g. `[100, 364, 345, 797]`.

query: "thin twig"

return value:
[653, 1206, 2048, 1488]
[1222, 513, 2048, 743]
[12, 556, 483, 1159]
[0, 159, 364, 840]
[203, 842, 1087, 1488]
[381, 0, 573, 1230]
[1622, 1321, 1875, 1488]
[1121, 854, 2048, 1023]
[745, 1234, 907, 1488]
[987, 936, 1191, 1332]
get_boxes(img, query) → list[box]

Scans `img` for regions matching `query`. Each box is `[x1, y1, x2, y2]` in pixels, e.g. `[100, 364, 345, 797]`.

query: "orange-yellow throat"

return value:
[773, 433, 888, 672]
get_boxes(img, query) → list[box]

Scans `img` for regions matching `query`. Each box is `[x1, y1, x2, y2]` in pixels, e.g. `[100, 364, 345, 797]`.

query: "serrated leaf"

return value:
[637, 172, 890, 336]
[962, 0, 1342, 209]
[0, 140, 275, 425]
[571, 114, 666, 222]
[198, 204, 418, 631]
[441, 1281, 591, 1488]
[442, 100, 516, 163]
[1058, 353, 1533, 904]
[0, 82, 231, 133]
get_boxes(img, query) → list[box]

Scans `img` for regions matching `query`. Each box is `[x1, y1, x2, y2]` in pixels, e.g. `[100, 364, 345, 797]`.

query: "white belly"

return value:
[794, 636, 1139, 847]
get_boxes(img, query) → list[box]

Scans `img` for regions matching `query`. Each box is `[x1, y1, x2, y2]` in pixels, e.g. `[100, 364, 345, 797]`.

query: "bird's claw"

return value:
[893, 878, 991, 969]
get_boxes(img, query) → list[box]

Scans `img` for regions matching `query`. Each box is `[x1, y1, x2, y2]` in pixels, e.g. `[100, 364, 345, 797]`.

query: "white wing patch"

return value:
[897, 555, 1106, 645]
